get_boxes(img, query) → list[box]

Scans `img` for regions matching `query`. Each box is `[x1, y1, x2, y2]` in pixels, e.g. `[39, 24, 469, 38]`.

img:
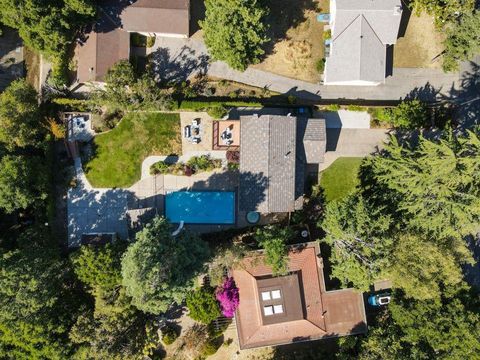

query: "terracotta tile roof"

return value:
[234, 243, 367, 349]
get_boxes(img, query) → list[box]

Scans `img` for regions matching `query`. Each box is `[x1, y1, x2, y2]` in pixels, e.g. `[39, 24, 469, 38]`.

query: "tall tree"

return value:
[410, 0, 475, 27]
[255, 225, 293, 276]
[0, 154, 48, 214]
[121, 216, 210, 314]
[0, 0, 95, 84]
[365, 130, 480, 257]
[386, 234, 463, 300]
[385, 100, 429, 129]
[201, 0, 270, 71]
[70, 242, 151, 360]
[97, 60, 172, 111]
[442, 11, 480, 72]
[0, 79, 43, 150]
[321, 193, 393, 290]
[71, 242, 126, 292]
[0, 246, 78, 359]
[355, 286, 480, 360]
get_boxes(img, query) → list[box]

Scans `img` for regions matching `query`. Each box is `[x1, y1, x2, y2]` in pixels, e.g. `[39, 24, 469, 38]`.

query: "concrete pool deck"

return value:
[68, 157, 243, 246]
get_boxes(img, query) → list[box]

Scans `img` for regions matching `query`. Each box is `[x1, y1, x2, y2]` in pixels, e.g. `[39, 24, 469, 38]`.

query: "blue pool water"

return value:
[165, 191, 235, 224]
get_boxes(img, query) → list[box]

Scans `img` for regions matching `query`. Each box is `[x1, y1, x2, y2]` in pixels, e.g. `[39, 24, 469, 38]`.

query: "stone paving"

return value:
[181, 112, 213, 152]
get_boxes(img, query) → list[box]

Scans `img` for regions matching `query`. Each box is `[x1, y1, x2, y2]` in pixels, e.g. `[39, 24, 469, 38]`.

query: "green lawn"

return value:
[84, 112, 181, 188]
[319, 157, 363, 202]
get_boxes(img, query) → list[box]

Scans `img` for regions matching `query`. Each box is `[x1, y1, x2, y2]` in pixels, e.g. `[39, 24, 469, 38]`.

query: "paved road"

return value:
[152, 38, 479, 104]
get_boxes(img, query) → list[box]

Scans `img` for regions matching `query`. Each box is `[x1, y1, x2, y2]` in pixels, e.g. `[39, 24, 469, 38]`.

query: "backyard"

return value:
[393, 11, 445, 69]
[319, 157, 363, 202]
[253, 0, 328, 83]
[84, 112, 181, 188]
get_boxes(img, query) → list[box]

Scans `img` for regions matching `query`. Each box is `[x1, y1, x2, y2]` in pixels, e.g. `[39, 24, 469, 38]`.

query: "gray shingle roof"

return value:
[240, 116, 326, 213]
[298, 118, 327, 164]
[325, 0, 402, 85]
[334, 0, 402, 45]
[325, 15, 386, 84]
[240, 115, 297, 213]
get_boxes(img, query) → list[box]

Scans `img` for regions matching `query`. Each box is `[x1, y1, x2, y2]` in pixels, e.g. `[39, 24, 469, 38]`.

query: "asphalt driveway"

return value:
[150, 37, 477, 105]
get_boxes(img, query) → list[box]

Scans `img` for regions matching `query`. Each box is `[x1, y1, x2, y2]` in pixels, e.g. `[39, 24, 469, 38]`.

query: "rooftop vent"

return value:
[393, 5, 402, 15]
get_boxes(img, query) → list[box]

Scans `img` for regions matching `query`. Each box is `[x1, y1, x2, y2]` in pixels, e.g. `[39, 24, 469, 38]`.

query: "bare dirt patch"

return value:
[253, 0, 327, 83]
[393, 11, 445, 69]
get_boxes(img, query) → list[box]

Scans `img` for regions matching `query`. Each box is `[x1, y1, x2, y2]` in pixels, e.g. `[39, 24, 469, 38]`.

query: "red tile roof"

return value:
[233, 243, 367, 349]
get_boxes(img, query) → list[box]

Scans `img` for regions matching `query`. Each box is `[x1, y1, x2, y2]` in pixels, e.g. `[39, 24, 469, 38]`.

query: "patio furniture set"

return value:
[220, 125, 235, 146]
[184, 118, 202, 144]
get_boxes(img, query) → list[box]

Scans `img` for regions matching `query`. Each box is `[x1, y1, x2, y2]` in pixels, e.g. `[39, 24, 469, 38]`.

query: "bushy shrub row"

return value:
[150, 156, 222, 176]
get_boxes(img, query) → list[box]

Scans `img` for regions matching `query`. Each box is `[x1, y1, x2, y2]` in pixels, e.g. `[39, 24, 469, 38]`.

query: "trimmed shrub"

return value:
[161, 324, 179, 345]
[207, 105, 228, 119]
[323, 29, 332, 40]
[187, 155, 221, 172]
[146, 36, 156, 48]
[51, 97, 92, 111]
[316, 58, 326, 73]
[201, 339, 221, 357]
[346, 105, 367, 112]
[326, 104, 341, 112]
[150, 161, 171, 175]
[186, 286, 221, 324]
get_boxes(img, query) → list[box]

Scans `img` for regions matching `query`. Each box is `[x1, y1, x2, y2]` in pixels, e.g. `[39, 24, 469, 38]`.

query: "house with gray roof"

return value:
[324, 0, 403, 86]
[239, 115, 326, 214]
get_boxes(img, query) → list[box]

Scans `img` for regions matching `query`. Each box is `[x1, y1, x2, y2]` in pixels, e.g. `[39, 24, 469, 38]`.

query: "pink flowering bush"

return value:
[216, 277, 239, 318]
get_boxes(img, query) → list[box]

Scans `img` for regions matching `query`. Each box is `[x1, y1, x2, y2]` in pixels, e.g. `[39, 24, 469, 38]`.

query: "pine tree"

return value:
[321, 193, 393, 290]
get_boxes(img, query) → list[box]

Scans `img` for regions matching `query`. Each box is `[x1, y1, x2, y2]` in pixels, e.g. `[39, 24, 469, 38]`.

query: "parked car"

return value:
[368, 293, 391, 307]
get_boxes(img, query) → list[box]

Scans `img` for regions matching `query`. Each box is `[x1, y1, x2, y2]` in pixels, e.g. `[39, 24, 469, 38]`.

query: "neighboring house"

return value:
[239, 115, 326, 214]
[74, 0, 190, 86]
[324, 0, 403, 86]
[233, 242, 367, 349]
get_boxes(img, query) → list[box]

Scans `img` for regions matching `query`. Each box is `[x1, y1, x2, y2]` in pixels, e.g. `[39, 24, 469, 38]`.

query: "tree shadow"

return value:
[404, 81, 443, 102]
[441, 61, 480, 129]
[95, 0, 138, 34]
[0, 27, 24, 91]
[271, 336, 339, 359]
[149, 46, 210, 84]
[190, 0, 206, 35]
[263, 0, 320, 57]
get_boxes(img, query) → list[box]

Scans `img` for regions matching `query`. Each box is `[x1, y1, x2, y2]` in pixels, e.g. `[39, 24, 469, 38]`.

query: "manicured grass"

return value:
[84, 112, 181, 188]
[320, 157, 363, 202]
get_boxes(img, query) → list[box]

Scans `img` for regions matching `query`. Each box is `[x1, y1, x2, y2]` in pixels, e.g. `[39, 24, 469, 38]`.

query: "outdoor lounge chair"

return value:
[184, 125, 191, 138]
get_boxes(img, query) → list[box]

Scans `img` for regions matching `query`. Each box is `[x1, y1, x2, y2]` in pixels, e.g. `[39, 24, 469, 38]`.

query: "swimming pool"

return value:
[165, 191, 236, 224]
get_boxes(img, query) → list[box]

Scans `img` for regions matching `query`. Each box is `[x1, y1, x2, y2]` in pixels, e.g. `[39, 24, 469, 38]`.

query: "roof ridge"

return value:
[361, 14, 385, 45]
[332, 13, 361, 42]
